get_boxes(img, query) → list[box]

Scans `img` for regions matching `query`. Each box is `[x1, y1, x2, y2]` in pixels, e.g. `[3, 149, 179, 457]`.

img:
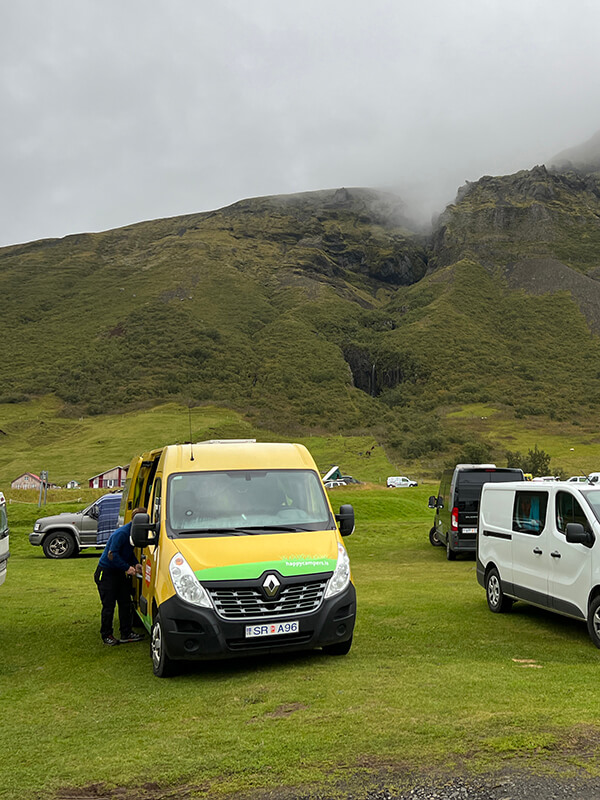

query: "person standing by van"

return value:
[94, 507, 146, 646]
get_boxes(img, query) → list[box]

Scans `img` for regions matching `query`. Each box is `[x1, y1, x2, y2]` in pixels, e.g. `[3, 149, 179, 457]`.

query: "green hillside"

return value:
[2, 176, 600, 473]
[0, 398, 397, 487]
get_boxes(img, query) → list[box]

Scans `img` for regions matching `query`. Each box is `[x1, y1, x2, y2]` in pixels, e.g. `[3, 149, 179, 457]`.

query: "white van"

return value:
[387, 476, 417, 488]
[0, 492, 9, 586]
[477, 481, 600, 647]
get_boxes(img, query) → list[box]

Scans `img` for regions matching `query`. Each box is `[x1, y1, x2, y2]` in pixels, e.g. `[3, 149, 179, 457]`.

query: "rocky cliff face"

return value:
[431, 165, 600, 274]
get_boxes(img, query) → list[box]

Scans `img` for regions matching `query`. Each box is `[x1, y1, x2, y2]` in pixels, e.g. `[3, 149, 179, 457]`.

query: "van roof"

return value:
[159, 441, 316, 473]
[455, 463, 497, 470]
[482, 481, 600, 493]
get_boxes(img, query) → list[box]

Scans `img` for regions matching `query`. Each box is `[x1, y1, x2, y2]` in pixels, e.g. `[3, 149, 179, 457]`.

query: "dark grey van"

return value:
[428, 464, 524, 560]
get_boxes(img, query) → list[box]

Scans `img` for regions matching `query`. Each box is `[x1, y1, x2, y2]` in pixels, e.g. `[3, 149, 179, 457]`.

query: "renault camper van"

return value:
[478, 480, 600, 647]
[428, 464, 524, 559]
[0, 492, 8, 586]
[123, 440, 356, 676]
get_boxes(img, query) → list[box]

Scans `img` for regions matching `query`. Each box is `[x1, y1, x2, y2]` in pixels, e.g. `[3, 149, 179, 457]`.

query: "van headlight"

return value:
[325, 543, 351, 599]
[169, 554, 212, 608]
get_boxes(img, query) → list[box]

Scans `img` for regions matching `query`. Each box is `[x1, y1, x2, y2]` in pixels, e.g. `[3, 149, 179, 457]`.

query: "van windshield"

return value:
[581, 489, 600, 523]
[457, 470, 522, 511]
[166, 469, 335, 536]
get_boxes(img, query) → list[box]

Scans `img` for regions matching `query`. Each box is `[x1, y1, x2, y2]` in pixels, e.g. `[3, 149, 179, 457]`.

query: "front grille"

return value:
[208, 578, 328, 620]
[227, 632, 313, 650]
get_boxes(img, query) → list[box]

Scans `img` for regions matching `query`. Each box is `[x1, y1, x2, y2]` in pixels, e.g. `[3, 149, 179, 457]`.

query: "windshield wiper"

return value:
[232, 525, 312, 532]
[175, 525, 314, 536]
[176, 527, 253, 536]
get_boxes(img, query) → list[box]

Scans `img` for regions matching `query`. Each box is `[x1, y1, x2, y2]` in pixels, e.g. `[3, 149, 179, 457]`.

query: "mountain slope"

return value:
[2, 178, 600, 466]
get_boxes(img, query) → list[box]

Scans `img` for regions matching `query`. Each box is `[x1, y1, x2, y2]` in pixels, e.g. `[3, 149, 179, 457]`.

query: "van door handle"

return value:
[533, 547, 542, 555]
[551, 551, 561, 558]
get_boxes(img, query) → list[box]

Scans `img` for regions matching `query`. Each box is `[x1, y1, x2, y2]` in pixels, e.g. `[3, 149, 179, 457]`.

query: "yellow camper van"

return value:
[122, 440, 356, 676]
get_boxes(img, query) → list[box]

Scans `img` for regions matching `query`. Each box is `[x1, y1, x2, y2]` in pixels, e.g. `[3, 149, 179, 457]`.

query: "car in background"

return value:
[29, 492, 121, 559]
[387, 476, 417, 488]
[428, 463, 525, 559]
[324, 479, 349, 489]
[0, 492, 8, 586]
[566, 475, 590, 484]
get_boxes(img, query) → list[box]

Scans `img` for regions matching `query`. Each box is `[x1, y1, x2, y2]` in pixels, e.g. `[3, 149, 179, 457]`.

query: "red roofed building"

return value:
[88, 465, 128, 489]
[11, 472, 43, 490]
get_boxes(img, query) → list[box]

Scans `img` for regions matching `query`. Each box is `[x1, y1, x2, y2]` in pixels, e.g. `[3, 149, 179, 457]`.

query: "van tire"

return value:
[322, 635, 353, 656]
[486, 567, 513, 613]
[42, 530, 77, 559]
[429, 527, 443, 547]
[151, 614, 176, 678]
[446, 539, 456, 561]
[587, 596, 600, 648]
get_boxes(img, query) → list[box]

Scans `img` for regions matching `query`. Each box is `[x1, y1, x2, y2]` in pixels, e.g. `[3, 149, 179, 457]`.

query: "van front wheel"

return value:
[587, 596, 600, 648]
[429, 527, 443, 547]
[486, 567, 512, 613]
[151, 615, 176, 678]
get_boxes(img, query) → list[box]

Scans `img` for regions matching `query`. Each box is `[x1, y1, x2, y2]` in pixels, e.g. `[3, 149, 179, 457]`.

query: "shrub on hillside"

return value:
[506, 444, 552, 477]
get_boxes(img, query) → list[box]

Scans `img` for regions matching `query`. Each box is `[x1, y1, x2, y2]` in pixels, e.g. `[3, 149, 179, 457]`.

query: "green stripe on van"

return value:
[195, 557, 336, 582]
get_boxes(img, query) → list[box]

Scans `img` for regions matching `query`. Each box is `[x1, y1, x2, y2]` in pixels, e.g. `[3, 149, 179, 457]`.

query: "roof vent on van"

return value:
[195, 439, 257, 445]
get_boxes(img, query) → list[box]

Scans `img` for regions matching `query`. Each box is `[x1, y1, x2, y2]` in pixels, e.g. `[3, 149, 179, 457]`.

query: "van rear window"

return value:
[457, 470, 522, 511]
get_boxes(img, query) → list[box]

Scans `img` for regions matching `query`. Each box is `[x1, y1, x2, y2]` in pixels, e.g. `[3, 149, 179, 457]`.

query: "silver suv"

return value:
[29, 500, 101, 559]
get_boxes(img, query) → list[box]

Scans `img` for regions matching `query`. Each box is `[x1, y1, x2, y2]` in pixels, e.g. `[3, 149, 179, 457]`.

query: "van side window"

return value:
[556, 491, 592, 535]
[151, 478, 162, 523]
[512, 492, 548, 534]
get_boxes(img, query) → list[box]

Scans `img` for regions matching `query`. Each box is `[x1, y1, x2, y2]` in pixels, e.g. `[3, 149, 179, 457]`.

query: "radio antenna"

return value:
[188, 405, 194, 461]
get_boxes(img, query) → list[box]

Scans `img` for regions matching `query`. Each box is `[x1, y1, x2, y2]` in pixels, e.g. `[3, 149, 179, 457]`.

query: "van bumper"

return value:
[157, 583, 356, 661]
[29, 532, 43, 546]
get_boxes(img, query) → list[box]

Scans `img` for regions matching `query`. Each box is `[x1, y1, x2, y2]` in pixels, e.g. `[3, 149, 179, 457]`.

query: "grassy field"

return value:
[3, 485, 600, 800]
[3, 397, 600, 493]
[0, 398, 398, 488]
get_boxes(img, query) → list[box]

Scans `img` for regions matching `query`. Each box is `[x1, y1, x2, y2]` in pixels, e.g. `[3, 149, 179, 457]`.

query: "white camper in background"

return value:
[477, 481, 600, 647]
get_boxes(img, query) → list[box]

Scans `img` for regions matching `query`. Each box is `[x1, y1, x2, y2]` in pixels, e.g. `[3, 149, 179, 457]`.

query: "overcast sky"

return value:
[1, 0, 599, 247]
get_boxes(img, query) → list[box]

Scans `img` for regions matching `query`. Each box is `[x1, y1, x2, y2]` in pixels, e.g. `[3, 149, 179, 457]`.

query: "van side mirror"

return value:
[89, 504, 99, 520]
[428, 495, 437, 509]
[566, 522, 594, 546]
[336, 504, 355, 537]
[131, 513, 158, 548]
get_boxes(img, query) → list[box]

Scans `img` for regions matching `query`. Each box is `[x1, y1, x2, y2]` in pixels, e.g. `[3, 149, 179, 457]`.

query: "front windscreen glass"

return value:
[581, 489, 600, 524]
[167, 469, 334, 536]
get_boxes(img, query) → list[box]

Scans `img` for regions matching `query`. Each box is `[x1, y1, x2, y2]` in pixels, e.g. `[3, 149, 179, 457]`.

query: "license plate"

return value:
[462, 527, 477, 534]
[245, 620, 299, 638]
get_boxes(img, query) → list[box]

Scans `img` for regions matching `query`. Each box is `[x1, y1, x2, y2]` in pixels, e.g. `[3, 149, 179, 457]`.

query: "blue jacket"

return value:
[98, 522, 139, 573]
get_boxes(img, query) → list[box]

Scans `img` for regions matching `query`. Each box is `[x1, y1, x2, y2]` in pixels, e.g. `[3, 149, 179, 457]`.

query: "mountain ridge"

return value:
[3, 153, 600, 466]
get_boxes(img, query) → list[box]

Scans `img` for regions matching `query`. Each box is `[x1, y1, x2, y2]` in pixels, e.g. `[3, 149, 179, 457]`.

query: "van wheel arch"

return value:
[588, 587, 600, 610]
[150, 609, 177, 678]
[587, 591, 600, 649]
[485, 565, 513, 613]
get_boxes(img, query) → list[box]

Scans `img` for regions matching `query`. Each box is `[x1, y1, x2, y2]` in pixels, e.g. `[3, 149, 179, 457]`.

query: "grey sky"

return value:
[1, 0, 599, 246]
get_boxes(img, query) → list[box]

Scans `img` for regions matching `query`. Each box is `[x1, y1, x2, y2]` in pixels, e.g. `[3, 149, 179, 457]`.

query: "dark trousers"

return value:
[94, 565, 134, 638]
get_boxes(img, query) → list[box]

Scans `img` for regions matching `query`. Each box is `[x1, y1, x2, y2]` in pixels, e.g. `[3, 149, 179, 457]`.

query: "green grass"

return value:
[3, 486, 600, 799]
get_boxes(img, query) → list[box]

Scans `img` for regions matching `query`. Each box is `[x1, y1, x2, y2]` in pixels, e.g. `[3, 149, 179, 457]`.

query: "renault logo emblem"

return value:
[263, 574, 281, 597]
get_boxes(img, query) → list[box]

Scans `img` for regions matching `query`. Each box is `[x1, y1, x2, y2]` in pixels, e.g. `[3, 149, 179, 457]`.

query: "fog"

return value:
[1, 0, 599, 246]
